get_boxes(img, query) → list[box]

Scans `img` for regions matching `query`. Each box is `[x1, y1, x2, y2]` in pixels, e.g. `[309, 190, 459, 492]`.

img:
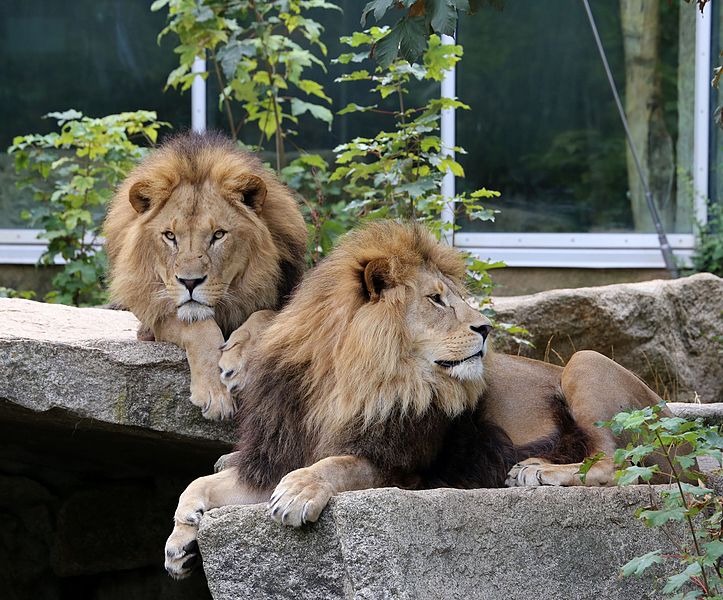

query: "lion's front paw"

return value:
[164, 523, 201, 579]
[268, 468, 333, 527]
[505, 459, 548, 487]
[165, 493, 208, 578]
[219, 326, 251, 393]
[219, 310, 276, 393]
[190, 378, 235, 420]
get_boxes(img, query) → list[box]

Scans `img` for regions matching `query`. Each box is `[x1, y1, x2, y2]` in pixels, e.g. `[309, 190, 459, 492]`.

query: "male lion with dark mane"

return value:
[104, 132, 306, 419]
[164, 221, 675, 578]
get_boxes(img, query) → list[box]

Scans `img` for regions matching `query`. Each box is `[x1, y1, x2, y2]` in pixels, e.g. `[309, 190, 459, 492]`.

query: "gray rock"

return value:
[492, 273, 723, 403]
[197, 486, 680, 600]
[667, 401, 723, 425]
[0, 298, 235, 444]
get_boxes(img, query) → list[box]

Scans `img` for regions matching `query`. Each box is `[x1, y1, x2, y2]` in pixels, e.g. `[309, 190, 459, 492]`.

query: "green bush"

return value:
[692, 201, 723, 278]
[8, 110, 168, 306]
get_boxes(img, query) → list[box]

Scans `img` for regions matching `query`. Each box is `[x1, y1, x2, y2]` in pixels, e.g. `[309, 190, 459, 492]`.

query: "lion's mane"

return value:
[104, 132, 307, 334]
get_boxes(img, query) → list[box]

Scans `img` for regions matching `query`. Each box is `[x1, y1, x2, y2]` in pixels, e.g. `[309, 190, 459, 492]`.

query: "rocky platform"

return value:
[199, 486, 682, 600]
[0, 273, 721, 599]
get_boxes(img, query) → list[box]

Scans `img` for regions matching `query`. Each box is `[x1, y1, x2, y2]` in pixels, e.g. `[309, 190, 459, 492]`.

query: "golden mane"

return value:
[104, 132, 306, 333]
[250, 221, 483, 434]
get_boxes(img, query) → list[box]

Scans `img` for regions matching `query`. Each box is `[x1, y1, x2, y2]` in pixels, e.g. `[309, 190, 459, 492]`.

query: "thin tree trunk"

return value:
[620, 0, 675, 232]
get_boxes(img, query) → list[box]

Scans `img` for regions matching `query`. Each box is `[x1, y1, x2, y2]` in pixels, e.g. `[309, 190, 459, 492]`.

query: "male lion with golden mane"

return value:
[104, 132, 306, 419]
[164, 221, 675, 578]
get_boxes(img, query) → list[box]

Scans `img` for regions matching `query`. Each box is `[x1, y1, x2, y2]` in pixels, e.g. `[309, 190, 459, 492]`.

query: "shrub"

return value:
[8, 110, 168, 305]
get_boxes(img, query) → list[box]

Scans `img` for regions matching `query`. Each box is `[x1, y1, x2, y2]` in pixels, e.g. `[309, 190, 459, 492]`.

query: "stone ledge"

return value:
[0, 298, 236, 444]
[197, 486, 681, 600]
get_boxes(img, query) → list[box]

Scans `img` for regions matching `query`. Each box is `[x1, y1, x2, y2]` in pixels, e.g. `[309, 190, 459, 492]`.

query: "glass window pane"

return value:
[457, 0, 690, 234]
[0, 0, 189, 228]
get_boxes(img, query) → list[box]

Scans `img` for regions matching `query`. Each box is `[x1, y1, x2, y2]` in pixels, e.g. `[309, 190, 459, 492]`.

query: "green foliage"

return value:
[601, 404, 723, 598]
[280, 153, 352, 264]
[360, 0, 504, 67]
[692, 201, 723, 278]
[8, 110, 168, 306]
[331, 29, 502, 296]
[0, 287, 36, 300]
[153, 0, 337, 172]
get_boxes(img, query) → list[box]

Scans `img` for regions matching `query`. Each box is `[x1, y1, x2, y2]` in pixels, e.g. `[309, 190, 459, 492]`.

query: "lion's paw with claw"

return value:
[268, 467, 333, 527]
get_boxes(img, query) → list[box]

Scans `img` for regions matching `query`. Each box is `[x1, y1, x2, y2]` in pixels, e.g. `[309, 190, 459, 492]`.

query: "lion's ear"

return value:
[363, 257, 395, 301]
[129, 181, 152, 214]
[230, 174, 267, 214]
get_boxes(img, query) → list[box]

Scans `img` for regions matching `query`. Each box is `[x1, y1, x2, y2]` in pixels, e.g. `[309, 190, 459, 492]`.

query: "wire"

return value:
[581, 0, 679, 278]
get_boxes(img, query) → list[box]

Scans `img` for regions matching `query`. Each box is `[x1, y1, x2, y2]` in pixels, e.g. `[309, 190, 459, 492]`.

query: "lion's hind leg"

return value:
[506, 350, 662, 488]
[165, 468, 268, 579]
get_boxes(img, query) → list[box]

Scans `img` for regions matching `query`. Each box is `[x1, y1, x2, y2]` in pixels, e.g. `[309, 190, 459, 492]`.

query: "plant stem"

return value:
[654, 430, 712, 594]
[251, 0, 286, 172]
[211, 49, 238, 140]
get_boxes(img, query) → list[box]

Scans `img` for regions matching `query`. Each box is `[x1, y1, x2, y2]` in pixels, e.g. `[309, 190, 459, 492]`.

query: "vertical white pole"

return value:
[440, 34, 457, 246]
[191, 55, 207, 133]
[693, 3, 711, 226]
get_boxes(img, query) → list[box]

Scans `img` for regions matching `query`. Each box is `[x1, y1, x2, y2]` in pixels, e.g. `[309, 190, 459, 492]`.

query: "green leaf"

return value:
[398, 16, 429, 64]
[338, 103, 378, 115]
[290, 98, 333, 127]
[662, 562, 702, 594]
[621, 550, 663, 578]
[703, 539, 723, 564]
[615, 465, 659, 486]
[639, 506, 687, 527]
[296, 153, 328, 170]
[470, 188, 501, 198]
[577, 452, 605, 484]
[373, 25, 403, 69]
[438, 157, 465, 177]
[677, 482, 713, 496]
[427, 0, 459, 36]
[361, 0, 396, 26]
[297, 79, 332, 103]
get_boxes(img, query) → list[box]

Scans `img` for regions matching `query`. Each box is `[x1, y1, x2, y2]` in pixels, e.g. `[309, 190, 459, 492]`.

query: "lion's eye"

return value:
[163, 231, 176, 242]
[428, 293, 445, 307]
[211, 230, 227, 244]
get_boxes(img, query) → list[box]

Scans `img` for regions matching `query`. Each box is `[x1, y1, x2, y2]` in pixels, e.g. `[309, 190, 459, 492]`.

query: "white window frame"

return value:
[440, 4, 712, 269]
[0, 7, 714, 269]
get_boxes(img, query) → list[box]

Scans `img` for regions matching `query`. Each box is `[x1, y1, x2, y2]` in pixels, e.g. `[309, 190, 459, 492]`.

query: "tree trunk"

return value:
[620, 0, 675, 232]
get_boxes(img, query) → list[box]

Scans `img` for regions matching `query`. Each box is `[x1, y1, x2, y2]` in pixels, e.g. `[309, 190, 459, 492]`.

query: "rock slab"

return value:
[0, 298, 235, 444]
[492, 273, 723, 403]
[197, 486, 679, 600]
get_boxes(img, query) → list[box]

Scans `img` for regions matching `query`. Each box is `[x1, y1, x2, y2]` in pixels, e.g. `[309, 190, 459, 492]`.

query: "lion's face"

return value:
[144, 176, 270, 324]
[404, 268, 492, 382]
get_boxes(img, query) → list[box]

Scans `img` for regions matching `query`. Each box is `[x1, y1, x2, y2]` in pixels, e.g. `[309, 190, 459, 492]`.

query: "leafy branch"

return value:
[8, 110, 168, 305]
[600, 404, 723, 598]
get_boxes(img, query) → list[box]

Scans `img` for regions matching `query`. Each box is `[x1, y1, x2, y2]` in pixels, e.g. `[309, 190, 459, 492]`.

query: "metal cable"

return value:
[581, 0, 679, 277]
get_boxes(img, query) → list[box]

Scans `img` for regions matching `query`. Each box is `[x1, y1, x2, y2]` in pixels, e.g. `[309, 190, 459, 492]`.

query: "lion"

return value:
[164, 221, 675, 578]
[104, 132, 307, 419]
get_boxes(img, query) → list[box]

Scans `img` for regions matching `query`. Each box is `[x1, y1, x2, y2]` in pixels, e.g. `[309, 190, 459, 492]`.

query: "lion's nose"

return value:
[177, 275, 207, 293]
[470, 323, 492, 340]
